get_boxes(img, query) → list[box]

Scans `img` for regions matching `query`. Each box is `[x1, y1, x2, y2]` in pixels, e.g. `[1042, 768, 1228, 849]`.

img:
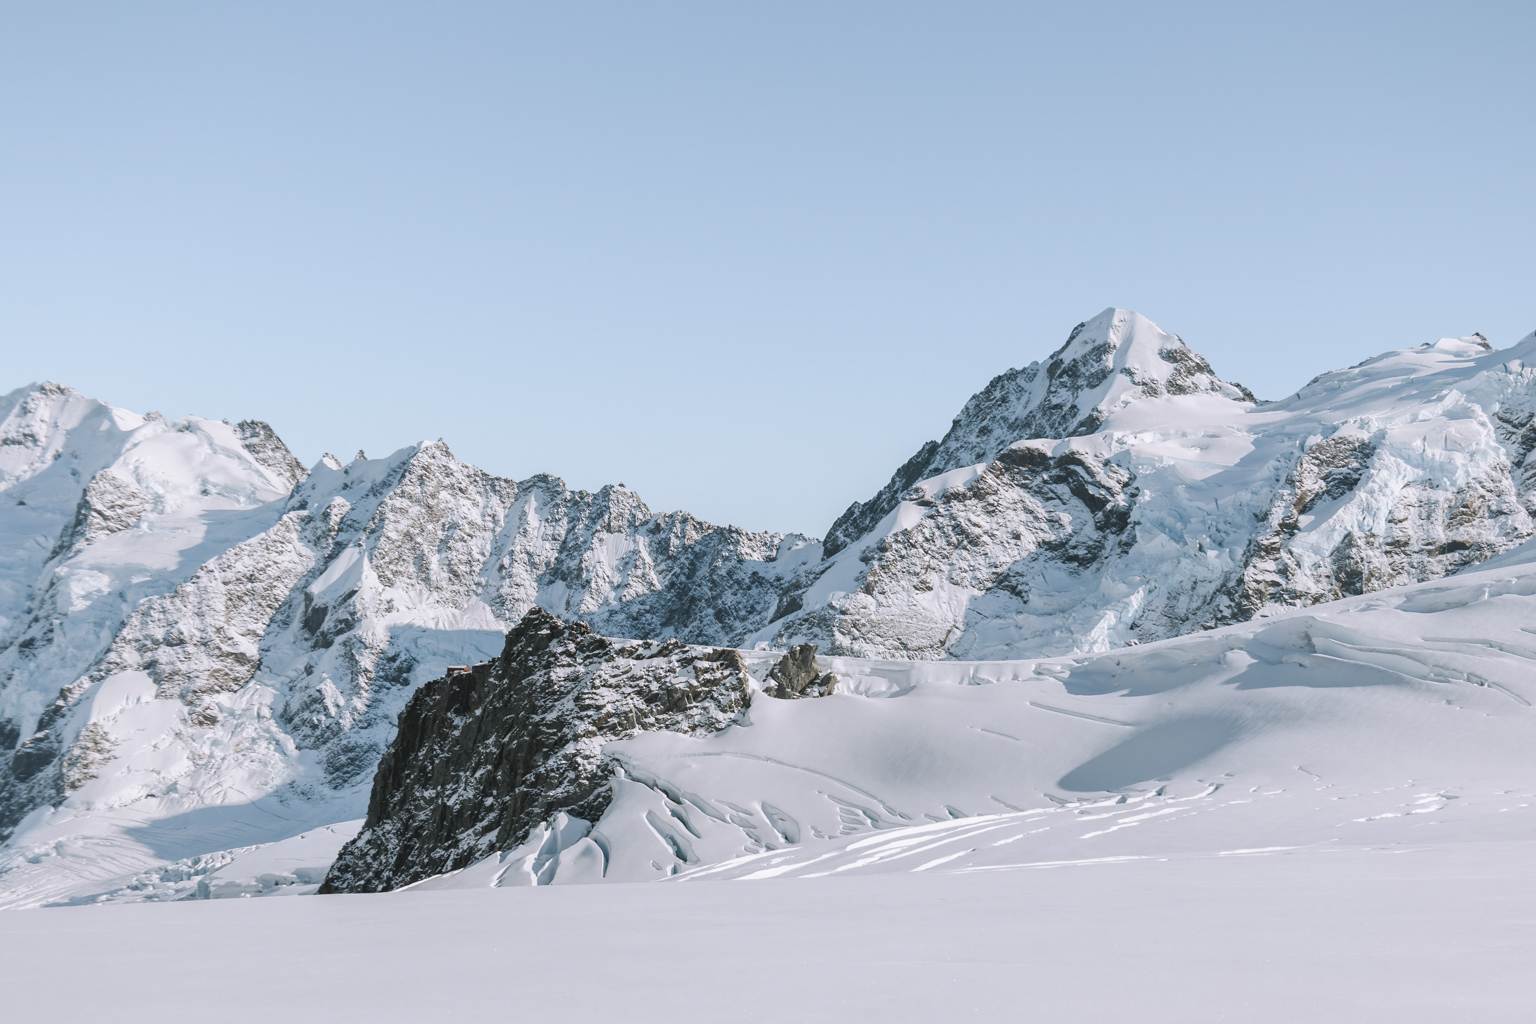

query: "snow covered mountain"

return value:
[0, 385, 816, 858]
[339, 548, 1536, 894]
[768, 309, 1536, 658]
[3, 307, 1535, 907]
[56, 526, 1536, 903]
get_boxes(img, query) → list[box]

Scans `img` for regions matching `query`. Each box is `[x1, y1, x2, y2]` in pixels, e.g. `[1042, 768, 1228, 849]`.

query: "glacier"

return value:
[3, 308, 1536, 1021]
[1, 307, 1534, 951]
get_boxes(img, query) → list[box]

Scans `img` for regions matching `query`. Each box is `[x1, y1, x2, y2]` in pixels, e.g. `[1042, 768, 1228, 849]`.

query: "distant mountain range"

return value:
[3, 307, 1534, 905]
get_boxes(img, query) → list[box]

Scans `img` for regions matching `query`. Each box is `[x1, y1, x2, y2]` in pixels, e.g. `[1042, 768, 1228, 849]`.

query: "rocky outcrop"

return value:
[774, 443, 1140, 659]
[235, 419, 307, 485]
[1219, 429, 1529, 621]
[6, 314, 1536, 877]
[763, 644, 838, 699]
[319, 609, 754, 893]
[47, 470, 150, 561]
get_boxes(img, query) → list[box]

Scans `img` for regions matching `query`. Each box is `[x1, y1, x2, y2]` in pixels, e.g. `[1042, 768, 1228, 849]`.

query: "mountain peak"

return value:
[0, 382, 137, 493]
[8, 380, 76, 401]
[822, 309, 1249, 554]
[1049, 307, 1251, 408]
[1055, 306, 1145, 358]
[1056, 307, 1171, 358]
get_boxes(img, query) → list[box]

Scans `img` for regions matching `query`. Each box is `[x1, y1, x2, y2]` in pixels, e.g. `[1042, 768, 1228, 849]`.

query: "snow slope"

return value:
[2, 841, 1532, 1023]
[4, 310, 1536, 912]
[9, 536, 1535, 908]
[391, 551, 1536, 895]
[0, 385, 816, 870]
[771, 313, 1536, 658]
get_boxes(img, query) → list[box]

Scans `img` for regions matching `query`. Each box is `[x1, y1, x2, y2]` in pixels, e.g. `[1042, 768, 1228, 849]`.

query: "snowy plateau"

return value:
[3, 307, 1536, 1021]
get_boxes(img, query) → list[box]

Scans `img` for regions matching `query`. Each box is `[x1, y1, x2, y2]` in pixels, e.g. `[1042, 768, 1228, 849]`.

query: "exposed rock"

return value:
[1222, 430, 1530, 623]
[773, 443, 1139, 659]
[99, 510, 324, 705]
[6, 314, 1536, 873]
[0, 398, 815, 837]
[319, 609, 753, 893]
[234, 419, 306, 487]
[763, 644, 837, 699]
[770, 328, 1536, 661]
[824, 308, 1251, 555]
[47, 470, 150, 561]
[59, 723, 115, 790]
[8, 731, 57, 783]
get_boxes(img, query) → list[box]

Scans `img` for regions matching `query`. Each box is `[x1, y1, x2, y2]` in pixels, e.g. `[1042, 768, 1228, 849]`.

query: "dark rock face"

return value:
[320, 608, 754, 894]
[8, 733, 58, 782]
[234, 419, 307, 486]
[1220, 432, 1524, 622]
[47, 470, 150, 562]
[763, 644, 837, 699]
[775, 442, 1141, 659]
[2, 684, 89, 832]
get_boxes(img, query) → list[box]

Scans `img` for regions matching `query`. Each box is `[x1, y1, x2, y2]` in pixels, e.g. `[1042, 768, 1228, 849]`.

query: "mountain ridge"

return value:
[4, 308, 1536, 906]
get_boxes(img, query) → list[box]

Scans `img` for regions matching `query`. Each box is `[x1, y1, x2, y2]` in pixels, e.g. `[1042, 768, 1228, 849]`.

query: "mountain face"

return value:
[0, 388, 816, 848]
[821, 308, 1256, 557]
[0, 383, 306, 835]
[3, 307, 1536, 905]
[332, 549, 1536, 896]
[764, 315, 1536, 659]
[320, 608, 768, 894]
[322, 609, 848, 895]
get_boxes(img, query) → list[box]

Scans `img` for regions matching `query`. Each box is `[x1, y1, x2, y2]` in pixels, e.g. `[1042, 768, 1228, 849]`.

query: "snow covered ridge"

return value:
[330, 547, 1536, 896]
[768, 313, 1536, 658]
[0, 386, 817, 847]
[3, 307, 1536, 905]
[7, 554, 1536, 905]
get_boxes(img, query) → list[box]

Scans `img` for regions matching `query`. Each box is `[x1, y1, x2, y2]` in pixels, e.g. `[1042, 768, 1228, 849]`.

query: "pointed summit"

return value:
[1039, 308, 1253, 425]
[823, 309, 1249, 554]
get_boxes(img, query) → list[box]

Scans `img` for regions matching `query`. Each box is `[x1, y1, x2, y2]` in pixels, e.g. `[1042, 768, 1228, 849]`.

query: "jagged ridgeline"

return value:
[0, 389, 818, 839]
[3, 307, 1536, 865]
[321, 609, 832, 893]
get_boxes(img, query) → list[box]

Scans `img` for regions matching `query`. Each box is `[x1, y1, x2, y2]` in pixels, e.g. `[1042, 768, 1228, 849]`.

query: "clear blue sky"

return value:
[4, 2, 1532, 535]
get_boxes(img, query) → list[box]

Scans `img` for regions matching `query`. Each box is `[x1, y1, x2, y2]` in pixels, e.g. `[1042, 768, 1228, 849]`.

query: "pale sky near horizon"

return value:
[3, 2, 1533, 535]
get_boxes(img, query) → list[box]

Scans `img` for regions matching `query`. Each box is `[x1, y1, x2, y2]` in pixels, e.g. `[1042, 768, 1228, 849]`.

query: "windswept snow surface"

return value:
[8, 314, 1536, 913]
[1, 324, 1535, 1018]
[412, 555, 1536, 896]
[2, 842, 1533, 1023]
[4, 531, 1536, 908]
